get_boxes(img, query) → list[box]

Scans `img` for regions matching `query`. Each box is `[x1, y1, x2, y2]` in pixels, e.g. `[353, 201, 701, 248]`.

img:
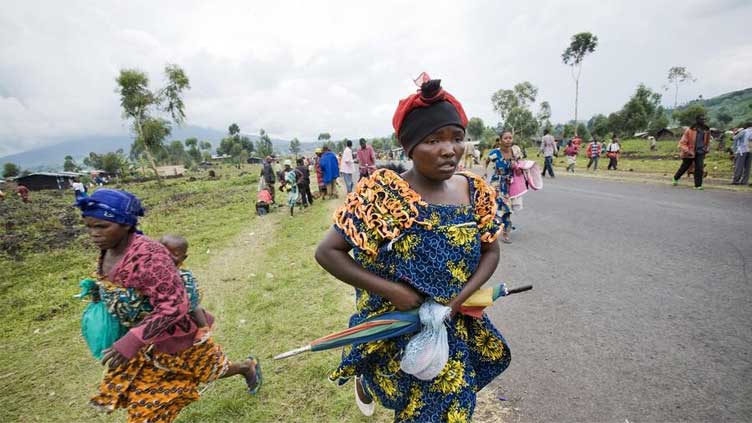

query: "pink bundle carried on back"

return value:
[509, 160, 543, 199]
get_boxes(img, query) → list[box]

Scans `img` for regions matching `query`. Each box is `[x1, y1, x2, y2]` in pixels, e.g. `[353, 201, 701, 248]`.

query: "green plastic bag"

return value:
[77, 279, 127, 360]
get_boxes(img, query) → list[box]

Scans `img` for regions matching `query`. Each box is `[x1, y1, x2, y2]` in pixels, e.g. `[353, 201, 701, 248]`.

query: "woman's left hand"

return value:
[447, 299, 462, 318]
[101, 347, 129, 368]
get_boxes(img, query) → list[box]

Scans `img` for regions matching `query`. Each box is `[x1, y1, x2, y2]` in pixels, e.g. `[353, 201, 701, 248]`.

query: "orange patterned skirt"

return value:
[90, 338, 229, 423]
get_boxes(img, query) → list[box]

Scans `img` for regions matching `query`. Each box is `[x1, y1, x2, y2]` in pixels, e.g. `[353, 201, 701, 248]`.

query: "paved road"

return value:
[485, 176, 752, 422]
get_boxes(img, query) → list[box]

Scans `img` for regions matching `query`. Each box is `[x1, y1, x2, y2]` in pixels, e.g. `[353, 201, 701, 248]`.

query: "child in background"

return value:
[256, 188, 272, 215]
[159, 234, 212, 344]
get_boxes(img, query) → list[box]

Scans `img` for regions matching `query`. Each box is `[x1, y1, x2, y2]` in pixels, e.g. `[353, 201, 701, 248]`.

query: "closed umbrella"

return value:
[274, 283, 531, 360]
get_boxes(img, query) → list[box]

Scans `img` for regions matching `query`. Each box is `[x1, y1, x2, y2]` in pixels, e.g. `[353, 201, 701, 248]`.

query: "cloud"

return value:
[1, 0, 750, 155]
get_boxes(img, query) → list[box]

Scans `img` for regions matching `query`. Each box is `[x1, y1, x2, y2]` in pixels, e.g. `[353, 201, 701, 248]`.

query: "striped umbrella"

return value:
[274, 283, 531, 360]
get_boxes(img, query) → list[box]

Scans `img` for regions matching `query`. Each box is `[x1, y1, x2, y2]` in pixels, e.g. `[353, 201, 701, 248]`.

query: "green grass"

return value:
[0, 166, 390, 422]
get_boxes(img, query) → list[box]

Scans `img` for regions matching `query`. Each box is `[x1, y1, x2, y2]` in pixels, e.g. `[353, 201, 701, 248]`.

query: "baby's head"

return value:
[160, 234, 188, 267]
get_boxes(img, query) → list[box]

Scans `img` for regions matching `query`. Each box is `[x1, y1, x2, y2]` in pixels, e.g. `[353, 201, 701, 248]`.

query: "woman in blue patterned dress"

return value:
[315, 77, 511, 422]
[483, 131, 521, 244]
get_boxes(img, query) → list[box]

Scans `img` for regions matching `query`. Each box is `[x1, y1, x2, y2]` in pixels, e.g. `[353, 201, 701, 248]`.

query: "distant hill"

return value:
[674, 87, 752, 127]
[0, 126, 292, 171]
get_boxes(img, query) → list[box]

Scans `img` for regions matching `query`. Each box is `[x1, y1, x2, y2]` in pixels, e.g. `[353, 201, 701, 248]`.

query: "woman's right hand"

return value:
[388, 282, 424, 311]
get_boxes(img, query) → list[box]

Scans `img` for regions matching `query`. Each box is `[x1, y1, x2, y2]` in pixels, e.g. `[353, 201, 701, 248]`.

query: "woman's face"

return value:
[83, 216, 131, 250]
[501, 132, 514, 148]
[411, 125, 465, 181]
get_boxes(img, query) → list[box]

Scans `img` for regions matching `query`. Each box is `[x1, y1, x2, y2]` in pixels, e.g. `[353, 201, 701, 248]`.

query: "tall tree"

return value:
[228, 123, 240, 137]
[116, 64, 190, 185]
[63, 155, 80, 172]
[492, 81, 539, 138]
[289, 137, 301, 156]
[466, 117, 485, 140]
[256, 129, 274, 157]
[3, 162, 20, 178]
[619, 84, 663, 135]
[665, 66, 695, 109]
[491, 89, 519, 128]
[562, 32, 598, 136]
[588, 114, 610, 138]
[318, 133, 331, 143]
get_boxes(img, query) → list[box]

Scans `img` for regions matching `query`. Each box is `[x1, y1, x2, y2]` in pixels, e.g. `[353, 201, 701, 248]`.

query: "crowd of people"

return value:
[255, 138, 379, 217]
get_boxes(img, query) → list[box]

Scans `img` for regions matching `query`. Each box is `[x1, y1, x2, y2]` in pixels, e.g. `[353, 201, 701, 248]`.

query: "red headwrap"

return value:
[392, 74, 468, 147]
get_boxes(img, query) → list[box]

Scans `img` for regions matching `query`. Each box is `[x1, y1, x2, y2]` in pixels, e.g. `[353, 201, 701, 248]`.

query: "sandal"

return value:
[354, 376, 375, 416]
[501, 232, 512, 244]
[245, 356, 262, 395]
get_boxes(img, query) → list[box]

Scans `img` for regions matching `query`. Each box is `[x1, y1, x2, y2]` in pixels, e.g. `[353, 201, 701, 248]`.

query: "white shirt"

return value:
[608, 143, 621, 152]
[340, 147, 354, 174]
[72, 182, 85, 192]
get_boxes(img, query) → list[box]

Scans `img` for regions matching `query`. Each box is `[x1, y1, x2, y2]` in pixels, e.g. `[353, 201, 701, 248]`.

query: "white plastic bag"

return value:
[400, 301, 451, 380]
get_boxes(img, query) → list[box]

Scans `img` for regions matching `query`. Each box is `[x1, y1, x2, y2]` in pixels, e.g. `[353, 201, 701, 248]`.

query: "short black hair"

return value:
[543, 129, 550, 135]
[346, 140, 353, 147]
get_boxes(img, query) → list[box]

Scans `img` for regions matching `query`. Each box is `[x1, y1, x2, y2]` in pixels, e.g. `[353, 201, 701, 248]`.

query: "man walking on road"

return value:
[539, 129, 557, 178]
[607, 136, 621, 170]
[731, 123, 752, 185]
[586, 138, 601, 171]
[673, 113, 710, 190]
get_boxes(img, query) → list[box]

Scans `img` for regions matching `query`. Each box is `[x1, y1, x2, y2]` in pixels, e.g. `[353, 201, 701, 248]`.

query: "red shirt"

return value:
[356, 145, 376, 172]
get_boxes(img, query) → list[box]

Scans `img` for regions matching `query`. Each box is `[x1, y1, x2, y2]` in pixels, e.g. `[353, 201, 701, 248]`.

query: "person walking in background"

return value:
[539, 129, 557, 178]
[71, 177, 88, 201]
[462, 137, 475, 171]
[484, 130, 522, 243]
[586, 138, 601, 171]
[319, 145, 340, 199]
[565, 140, 578, 173]
[340, 140, 355, 194]
[673, 113, 710, 190]
[607, 136, 621, 170]
[314, 148, 327, 198]
[296, 158, 314, 206]
[356, 138, 376, 180]
[284, 160, 301, 216]
[731, 123, 752, 185]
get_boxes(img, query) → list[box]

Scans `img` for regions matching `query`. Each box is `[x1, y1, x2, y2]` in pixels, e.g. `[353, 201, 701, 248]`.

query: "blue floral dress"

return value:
[330, 169, 511, 423]
[487, 148, 514, 231]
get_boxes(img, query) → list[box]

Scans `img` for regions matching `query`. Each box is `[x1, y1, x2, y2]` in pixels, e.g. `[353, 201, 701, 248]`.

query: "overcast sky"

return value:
[1, 0, 750, 156]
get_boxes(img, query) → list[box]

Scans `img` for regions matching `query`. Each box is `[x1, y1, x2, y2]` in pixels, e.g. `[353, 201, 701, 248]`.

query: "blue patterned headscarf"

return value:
[76, 189, 145, 227]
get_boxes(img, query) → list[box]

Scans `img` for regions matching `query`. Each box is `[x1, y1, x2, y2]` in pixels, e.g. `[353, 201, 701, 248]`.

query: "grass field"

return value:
[0, 166, 391, 422]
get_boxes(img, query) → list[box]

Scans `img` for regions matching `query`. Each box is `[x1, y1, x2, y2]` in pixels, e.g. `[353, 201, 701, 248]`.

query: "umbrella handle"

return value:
[506, 285, 532, 295]
[273, 345, 312, 360]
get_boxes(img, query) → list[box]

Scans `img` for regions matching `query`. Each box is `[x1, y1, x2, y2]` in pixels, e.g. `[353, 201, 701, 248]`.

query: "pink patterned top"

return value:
[106, 234, 212, 359]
